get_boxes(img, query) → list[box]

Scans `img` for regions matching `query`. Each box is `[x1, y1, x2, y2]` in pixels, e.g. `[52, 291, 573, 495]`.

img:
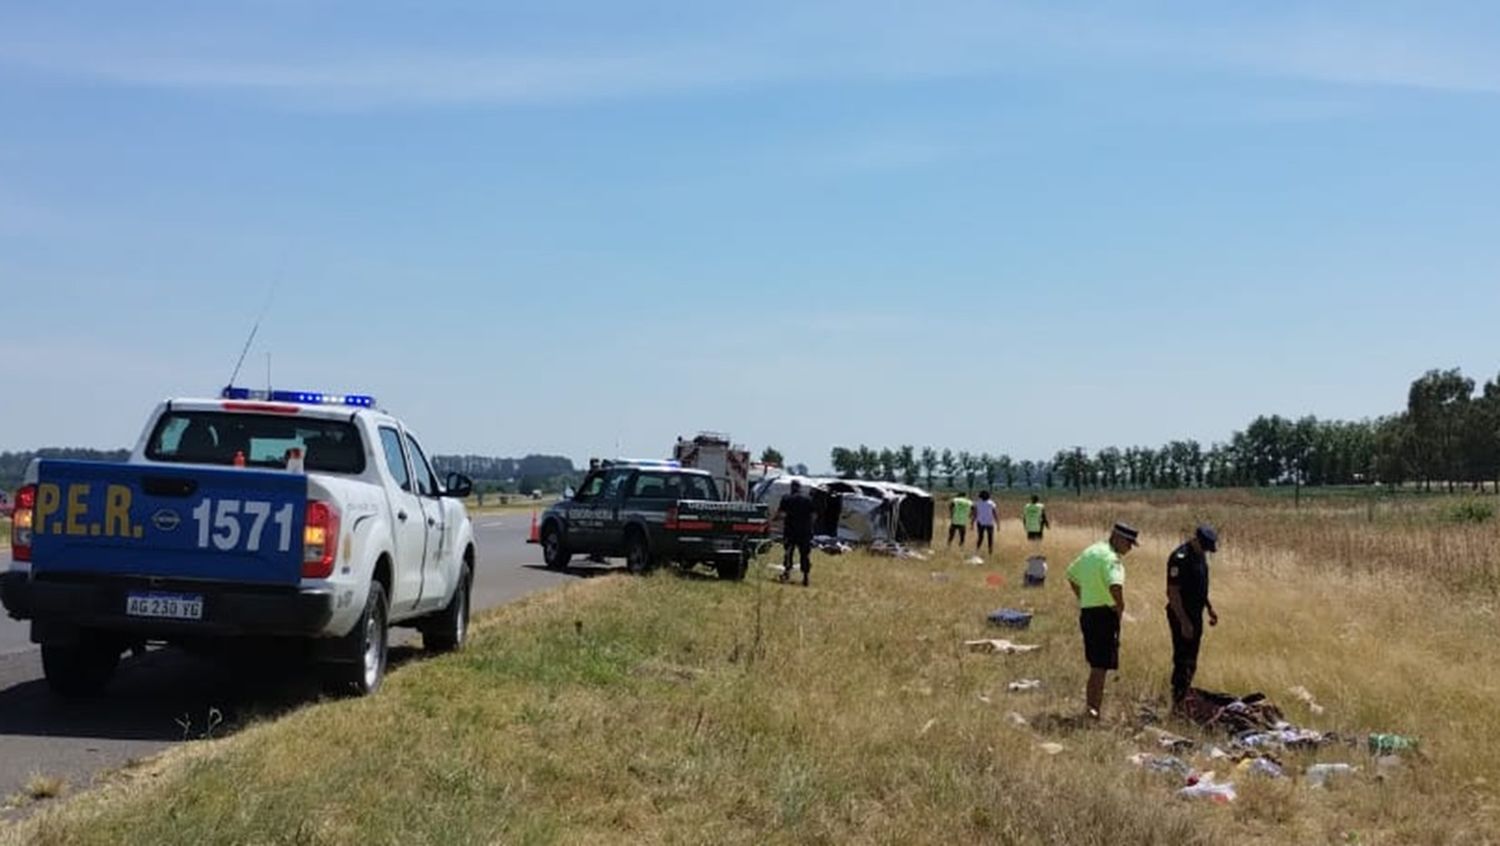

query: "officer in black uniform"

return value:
[1166, 524, 1219, 708]
[775, 480, 817, 587]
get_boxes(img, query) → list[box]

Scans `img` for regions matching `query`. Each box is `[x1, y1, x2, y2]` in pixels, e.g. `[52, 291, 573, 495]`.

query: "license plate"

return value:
[125, 592, 204, 621]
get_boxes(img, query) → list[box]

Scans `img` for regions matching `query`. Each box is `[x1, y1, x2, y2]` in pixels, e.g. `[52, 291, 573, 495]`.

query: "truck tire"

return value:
[541, 525, 571, 570]
[423, 564, 471, 653]
[716, 555, 748, 582]
[41, 636, 121, 698]
[325, 582, 388, 697]
[624, 529, 656, 575]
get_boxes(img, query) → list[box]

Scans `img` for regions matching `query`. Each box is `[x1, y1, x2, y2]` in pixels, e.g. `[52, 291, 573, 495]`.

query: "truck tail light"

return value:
[303, 500, 340, 579]
[664, 505, 678, 530]
[11, 485, 35, 562]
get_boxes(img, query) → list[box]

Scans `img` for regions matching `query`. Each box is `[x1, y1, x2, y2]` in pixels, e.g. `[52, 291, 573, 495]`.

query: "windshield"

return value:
[146, 411, 367, 474]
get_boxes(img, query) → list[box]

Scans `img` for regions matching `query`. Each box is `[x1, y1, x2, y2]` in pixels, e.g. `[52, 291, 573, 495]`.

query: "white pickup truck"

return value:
[1, 387, 476, 697]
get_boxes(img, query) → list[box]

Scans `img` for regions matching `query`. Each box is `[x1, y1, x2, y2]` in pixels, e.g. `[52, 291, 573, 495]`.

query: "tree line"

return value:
[830, 367, 1500, 492]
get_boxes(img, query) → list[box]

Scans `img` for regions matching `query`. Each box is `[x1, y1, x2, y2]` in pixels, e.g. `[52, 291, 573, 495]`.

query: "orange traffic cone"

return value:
[527, 510, 540, 544]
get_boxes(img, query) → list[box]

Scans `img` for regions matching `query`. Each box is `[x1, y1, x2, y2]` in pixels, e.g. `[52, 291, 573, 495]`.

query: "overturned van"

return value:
[752, 476, 934, 544]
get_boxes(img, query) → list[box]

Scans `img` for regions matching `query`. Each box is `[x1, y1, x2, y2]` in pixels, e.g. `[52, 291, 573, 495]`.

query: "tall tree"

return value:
[958, 451, 979, 492]
[1019, 459, 1037, 489]
[855, 445, 880, 481]
[897, 445, 919, 486]
[998, 454, 1015, 489]
[1407, 368, 1474, 491]
[940, 449, 958, 490]
[830, 447, 858, 479]
[920, 447, 938, 490]
[760, 447, 784, 466]
[981, 453, 999, 491]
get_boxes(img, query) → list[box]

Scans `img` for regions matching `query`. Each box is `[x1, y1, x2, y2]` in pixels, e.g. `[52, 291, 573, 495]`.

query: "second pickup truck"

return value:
[533, 464, 768, 580]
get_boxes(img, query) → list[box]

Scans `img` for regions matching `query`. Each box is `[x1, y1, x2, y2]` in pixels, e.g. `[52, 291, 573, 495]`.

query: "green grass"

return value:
[8, 503, 1500, 845]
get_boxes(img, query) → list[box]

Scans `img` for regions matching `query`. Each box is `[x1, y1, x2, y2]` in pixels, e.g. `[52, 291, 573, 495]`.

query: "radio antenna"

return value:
[224, 276, 281, 390]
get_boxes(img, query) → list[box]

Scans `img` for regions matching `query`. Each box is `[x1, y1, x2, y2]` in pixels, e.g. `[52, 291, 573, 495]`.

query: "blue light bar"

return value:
[221, 386, 375, 408]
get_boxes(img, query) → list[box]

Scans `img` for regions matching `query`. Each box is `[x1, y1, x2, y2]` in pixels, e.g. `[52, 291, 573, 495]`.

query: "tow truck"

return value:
[1, 387, 477, 697]
[532, 459, 768, 580]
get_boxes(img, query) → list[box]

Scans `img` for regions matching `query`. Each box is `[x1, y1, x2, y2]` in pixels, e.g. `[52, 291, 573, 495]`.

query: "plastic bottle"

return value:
[1368, 734, 1418, 755]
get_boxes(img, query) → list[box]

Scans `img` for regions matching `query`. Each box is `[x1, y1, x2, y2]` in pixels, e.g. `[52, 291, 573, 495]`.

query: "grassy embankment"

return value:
[6, 493, 1500, 844]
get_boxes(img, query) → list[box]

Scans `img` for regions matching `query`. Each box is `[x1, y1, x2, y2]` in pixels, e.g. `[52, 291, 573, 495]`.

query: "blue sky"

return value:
[2, 1, 1498, 469]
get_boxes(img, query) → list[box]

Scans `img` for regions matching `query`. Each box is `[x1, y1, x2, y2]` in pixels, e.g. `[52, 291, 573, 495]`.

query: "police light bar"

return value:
[221, 386, 376, 408]
[615, 458, 681, 469]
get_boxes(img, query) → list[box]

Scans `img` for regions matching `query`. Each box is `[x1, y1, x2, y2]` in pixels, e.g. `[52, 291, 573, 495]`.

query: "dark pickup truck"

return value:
[532, 465, 768, 580]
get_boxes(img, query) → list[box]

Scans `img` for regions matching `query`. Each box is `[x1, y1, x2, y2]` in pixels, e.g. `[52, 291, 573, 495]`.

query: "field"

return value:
[5, 491, 1500, 845]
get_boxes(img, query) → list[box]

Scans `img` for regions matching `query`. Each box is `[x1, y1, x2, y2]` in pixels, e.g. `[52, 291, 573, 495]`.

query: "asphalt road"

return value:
[0, 517, 615, 814]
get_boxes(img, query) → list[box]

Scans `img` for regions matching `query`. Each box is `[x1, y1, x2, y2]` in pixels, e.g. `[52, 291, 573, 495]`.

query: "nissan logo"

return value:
[152, 509, 182, 532]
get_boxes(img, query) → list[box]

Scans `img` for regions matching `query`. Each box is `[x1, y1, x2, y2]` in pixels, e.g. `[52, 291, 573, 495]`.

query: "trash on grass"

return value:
[965, 555, 985, 566]
[1006, 711, 1030, 727]
[987, 608, 1034, 630]
[1177, 772, 1236, 803]
[1287, 684, 1327, 716]
[1023, 556, 1047, 587]
[1128, 753, 1194, 778]
[1141, 726, 1195, 753]
[965, 639, 1042, 655]
[1038, 742, 1065, 756]
[1236, 757, 1286, 779]
[1305, 763, 1358, 787]
[1367, 733, 1419, 755]
[1007, 679, 1042, 693]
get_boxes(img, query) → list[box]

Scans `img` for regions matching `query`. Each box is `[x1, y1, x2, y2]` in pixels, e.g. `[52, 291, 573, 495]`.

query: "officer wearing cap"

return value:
[1166, 524, 1219, 708]
[1066, 522, 1140, 719]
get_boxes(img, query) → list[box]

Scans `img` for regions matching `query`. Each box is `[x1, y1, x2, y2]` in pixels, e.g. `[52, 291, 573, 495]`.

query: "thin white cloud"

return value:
[0, 4, 1496, 109]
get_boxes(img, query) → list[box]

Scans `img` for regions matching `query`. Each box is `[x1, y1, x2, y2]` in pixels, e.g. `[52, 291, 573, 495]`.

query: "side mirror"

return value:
[444, 472, 474, 499]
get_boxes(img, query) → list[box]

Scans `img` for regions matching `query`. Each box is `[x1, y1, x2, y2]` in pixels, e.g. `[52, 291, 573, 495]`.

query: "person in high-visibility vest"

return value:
[1022, 495, 1050, 543]
[947, 493, 973, 547]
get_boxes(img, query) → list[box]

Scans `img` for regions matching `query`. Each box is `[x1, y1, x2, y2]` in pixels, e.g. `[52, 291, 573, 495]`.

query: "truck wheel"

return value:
[624, 530, 656, 575]
[41, 636, 121, 698]
[716, 556, 748, 582]
[423, 565, 471, 653]
[541, 525, 571, 570]
[325, 582, 388, 697]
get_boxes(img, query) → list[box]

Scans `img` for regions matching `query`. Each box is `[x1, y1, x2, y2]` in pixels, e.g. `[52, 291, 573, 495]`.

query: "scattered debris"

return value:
[1367, 733, 1419, 755]
[1008, 679, 1042, 693]
[1288, 685, 1327, 715]
[987, 608, 1033, 630]
[965, 555, 985, 566]
[1006, 711, 1030, 727]
[1128, 753, 1194, 778]
[1236, 728, 1330, 751]
[1141, 726, 1196, 753]
[929, 572, 951, 583]
[984, 573, 1005, 588]
[919, 718, 938, 737]
[1207, 746, 1232, 761]
[870, 539, 929, 559]
[813, 537, 853, 555]
[978, 693, 993, 705]
[1178, 773, 1236, 803]
[1037, 742, 1066, 756]
[965, 639, 1042, 655]
[1023, 556, 1047, 587]
[1306, 763, 1358, 788]
[1236, 757, 1286, 780]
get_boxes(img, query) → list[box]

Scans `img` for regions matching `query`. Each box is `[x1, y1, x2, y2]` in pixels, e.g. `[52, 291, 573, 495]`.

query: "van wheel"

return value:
[41, 636, 121, 698]
[325, 582, 388, 697]
[625, 531, 656, 575]
[542, 525, 571, 570]
[423, 564, 472, 653]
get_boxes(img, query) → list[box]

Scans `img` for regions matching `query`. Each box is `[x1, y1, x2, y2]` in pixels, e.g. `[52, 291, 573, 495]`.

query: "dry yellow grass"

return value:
[5, 496, 1499, 845]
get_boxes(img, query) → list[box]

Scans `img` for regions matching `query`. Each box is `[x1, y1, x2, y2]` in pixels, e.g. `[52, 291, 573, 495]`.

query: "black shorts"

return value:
[1079, 607, 1120, 670]
[1027, 531, 1044, 541]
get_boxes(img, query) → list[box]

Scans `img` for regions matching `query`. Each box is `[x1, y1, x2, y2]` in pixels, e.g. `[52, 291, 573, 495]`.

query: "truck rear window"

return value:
[146, 411, 367, 474]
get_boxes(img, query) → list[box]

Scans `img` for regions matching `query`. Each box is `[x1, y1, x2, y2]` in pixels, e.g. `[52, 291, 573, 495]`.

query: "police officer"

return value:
[775, 480, 817, 586]
[1166, 524, 1219, 708]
